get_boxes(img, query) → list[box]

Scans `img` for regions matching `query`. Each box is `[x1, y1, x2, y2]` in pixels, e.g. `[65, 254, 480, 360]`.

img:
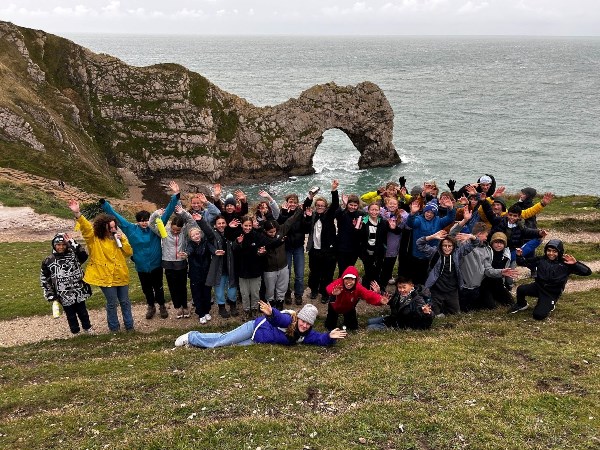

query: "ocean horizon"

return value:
[66, 33, 600, 199]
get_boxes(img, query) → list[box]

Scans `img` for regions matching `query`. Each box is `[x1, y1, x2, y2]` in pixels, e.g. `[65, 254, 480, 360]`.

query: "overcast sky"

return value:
[2, 0, 599, 36]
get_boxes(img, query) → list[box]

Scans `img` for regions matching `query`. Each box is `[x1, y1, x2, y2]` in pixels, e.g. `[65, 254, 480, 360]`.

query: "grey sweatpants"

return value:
[238, 277, 261, 311]
[263, 267, 289, 304]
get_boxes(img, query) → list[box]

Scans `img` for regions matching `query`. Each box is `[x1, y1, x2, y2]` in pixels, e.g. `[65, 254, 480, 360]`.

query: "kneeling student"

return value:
[511, 239, 592, 320]
[367, 276, 434, 330]
[324, 266, 389, 331]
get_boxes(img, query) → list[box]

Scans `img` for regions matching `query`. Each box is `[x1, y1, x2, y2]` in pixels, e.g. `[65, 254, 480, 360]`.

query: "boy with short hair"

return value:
[511, 240, 592, 320]
[367, 276, 433, 330]
[40, 233, 93, 334]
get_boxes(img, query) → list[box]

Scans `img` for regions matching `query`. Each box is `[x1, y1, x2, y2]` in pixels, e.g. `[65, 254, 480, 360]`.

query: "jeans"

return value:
[214, 274, 237, 305]
[188, 320, 256, 348]
[286, 246, 305, 297]
[367, 316, 387, 331]
[100, 285, 134, 331]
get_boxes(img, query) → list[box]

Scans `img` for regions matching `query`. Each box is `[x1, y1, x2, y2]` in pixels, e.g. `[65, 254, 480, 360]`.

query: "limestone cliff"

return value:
[0, 21, 398, 194]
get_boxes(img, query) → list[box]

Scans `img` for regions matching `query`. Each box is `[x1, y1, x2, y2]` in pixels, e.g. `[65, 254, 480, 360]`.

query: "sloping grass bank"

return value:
[0, 293, 598, 449]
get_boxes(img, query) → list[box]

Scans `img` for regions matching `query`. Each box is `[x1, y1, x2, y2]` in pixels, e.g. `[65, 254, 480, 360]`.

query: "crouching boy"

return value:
[40, 233, 93, 334]
[367, 276, 434, 330]
[511, 239, 592, 320]
[324, 266, 388, 330]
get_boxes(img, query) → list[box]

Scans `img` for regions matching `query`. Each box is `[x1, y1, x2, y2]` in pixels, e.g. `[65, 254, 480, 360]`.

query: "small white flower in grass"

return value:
[187, 412, 197, 420]
[398, 424, 404, 433]
[309, 431, 317, 438]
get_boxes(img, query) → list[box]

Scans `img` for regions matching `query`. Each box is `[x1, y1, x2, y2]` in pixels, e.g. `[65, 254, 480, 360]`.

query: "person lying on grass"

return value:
[175, 301, 347, 348]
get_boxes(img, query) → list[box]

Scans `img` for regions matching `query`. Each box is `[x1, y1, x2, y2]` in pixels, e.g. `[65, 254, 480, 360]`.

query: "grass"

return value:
[0, 293, 598, 449]
[0, 197, 598, 449]
[0, 180, 72, 219]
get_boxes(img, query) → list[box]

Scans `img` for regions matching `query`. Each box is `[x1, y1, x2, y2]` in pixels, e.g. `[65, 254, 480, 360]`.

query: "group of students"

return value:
[40, 174, 592, 349]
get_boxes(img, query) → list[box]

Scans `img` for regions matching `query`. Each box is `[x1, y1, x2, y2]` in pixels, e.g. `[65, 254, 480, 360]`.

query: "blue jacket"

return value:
[407, 209, 457, 259]
[252, 308, 335, 346]
[101, 194, 179, 273]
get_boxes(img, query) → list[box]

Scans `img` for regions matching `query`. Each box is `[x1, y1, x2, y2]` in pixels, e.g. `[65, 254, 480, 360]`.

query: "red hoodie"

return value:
[326, 266, 384, 314]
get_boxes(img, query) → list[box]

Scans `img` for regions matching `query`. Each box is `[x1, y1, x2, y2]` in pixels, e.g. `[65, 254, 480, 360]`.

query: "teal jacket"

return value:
[101, 194, 179, 273]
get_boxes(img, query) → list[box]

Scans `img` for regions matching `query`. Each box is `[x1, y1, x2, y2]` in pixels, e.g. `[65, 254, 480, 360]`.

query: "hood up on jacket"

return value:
[544, 239, 564, 258]
[341, 266, 359, 289]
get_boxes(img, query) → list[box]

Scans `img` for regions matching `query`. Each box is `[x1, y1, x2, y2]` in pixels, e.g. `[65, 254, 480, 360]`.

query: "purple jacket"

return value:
[252, 308, 335, 346]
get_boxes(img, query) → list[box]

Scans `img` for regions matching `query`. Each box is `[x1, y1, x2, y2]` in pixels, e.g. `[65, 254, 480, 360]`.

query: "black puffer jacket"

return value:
[383, 285, 433, 329]
[517, 239, 592, 296]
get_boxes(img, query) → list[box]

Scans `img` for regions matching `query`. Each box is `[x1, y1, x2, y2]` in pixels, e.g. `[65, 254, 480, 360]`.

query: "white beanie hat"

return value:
[297, 304, 318, 326]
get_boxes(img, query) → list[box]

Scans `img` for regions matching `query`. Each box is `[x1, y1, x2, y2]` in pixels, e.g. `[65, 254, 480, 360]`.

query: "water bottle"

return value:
[52, 300, 60, 318]
[156, 217, 168, 238]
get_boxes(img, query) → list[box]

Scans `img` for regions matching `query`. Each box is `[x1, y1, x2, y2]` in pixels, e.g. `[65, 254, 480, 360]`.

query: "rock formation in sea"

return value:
[0, 21, 398, 194]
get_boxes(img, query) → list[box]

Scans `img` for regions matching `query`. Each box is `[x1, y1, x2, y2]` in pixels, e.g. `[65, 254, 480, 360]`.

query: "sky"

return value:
[1, 0, 599, 36]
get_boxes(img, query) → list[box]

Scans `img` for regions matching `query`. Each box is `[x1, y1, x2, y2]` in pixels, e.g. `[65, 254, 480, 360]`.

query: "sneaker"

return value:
[388, 278, 396, 285]
[83, 327, 94, 335]
[204, 313, 212, 321]
[145, 305, 156, 320]
[320, 295, 328, 304]
[310, 292, 318, 300]
[295, 295, 303, 305]
[284, 289, 292, 305]
[176, 307, 184, 319]
[229, 302, 239, 317]
[509, 302, 528, 314]
[435, 313, 446, 319]
[175, 332, 190, 347]
[199, 316, 207, 324]
[159, 305, 168, 319]
[182, 307, 190, 318]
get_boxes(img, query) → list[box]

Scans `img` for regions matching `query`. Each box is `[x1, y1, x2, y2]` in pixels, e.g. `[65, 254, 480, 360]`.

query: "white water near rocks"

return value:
[67, 34, 600, 200]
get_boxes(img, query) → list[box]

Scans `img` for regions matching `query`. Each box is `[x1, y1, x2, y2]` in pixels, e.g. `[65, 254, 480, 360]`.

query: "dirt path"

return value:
[1, 171, 599, 347]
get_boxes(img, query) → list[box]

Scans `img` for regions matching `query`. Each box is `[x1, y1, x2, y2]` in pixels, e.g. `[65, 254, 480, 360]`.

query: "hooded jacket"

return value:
[325, 266, 385, 314]
[383, 284, 433, 329]
[251, 308, 335, 346]
[101, 193, 179, 273]
[416, 236, 476, 290]
[407, 208, 457, 259]
[150, 209, 197, 270]
[307, 190, 340, 253]
[262, 208, 303, 272]
[76, 215, 133, 287]
[40, 236, 92, 306]
[517, 239, 592, 296]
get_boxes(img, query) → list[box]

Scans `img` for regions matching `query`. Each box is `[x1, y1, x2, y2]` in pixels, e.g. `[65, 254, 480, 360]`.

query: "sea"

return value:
[66, 34, 600, 200]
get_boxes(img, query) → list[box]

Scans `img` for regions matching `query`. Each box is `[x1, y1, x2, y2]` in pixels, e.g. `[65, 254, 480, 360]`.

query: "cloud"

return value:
[457, 1, 489, 14]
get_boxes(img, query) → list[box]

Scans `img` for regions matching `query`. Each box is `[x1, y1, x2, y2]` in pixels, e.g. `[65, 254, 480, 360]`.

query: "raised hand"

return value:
[257, 246, 266, 254]
[234, 190, 247, 202]
[563, 253, 577, 264]
[398, 176, 407, 188]
[331, 285, 343, 296]
[446, 179, 456, 191]
[229, 218, 241, 228]
[304, 207, 313, 217]
[459, 194, 468, 206]
[370, 280, 381, 293]
[68, 199, 80, 215]
[379, 295, 389, 305]
[431, 229, 448, 241]
[422, 304, 432, 315]
[342, 193, 349, 206]
[175, 205, 184, 214]
[192, 213, 202, 221]
[515, 248, 523, 257]
[494, 186, 506, 197]
[329, 328, 348, 340]
[258, 190, 272, 201]
[237, 234, 244, 243]
[197, 192, 207, 204]
[410, 199, 421, 214]
[258, 300, 272, 316]
[331, 179, 339, 191]
[213, 183, 222, 199]
[542, 192, 554, 206]
[169, 181, 180, 194]
[462, 207, 472, 221]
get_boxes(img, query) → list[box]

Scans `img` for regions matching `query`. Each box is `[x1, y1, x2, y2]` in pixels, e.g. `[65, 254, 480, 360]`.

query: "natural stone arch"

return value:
[311, 128, 361, 171]
[0, 21, 400, 186]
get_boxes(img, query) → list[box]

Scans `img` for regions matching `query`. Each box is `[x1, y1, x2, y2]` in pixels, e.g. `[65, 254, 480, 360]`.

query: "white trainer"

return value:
[175, 332, 191, 347]
[205, 313, 212, 321]
[199, 316, 207, 324]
